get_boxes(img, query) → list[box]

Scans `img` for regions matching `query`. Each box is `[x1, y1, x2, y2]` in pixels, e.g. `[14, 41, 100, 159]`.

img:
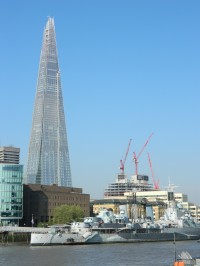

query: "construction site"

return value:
[102, 134, 200, 222]
[104, 133, 159, 198]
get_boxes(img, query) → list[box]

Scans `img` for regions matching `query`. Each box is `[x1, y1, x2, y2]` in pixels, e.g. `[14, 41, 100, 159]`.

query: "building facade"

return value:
[124, 190, 189, 221]
[0, 146, 20, 164]
[0, 164, 23, 225]
[91, 198, 147, 220]
[134, 190, 188, 205]
[22, 184, 90, 226]
[104, 172, 199, 222]
[181, 201, 200, 222]
[26, 17, 72, 187]
[104, 174, 153, 198]
[91, 198, 166, 221]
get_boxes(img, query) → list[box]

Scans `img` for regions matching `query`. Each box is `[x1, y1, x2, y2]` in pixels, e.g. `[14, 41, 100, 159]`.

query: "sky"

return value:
[0, 1, 200, 204]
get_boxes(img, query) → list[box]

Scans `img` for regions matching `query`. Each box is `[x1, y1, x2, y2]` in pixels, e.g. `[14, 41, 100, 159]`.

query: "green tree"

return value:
[53, 205, 84, 224]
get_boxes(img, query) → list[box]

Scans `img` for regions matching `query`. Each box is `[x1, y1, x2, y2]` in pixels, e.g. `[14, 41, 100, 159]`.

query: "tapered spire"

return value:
[26, 18, 72, 187]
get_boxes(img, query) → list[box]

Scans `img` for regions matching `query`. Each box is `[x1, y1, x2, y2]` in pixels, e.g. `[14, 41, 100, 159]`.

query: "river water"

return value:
[0, 240, 199, 266]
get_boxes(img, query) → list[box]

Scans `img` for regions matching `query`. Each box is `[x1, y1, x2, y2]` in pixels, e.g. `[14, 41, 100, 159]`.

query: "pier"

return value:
[0, 226, 48, 244]
[0, 226, 48, 234]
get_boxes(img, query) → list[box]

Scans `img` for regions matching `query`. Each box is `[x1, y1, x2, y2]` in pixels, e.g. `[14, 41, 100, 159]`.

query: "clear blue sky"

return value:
[0, 1, 200, 203]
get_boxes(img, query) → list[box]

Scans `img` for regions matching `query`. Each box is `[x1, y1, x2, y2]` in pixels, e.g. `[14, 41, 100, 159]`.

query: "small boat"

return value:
[174, 251, 200, 266]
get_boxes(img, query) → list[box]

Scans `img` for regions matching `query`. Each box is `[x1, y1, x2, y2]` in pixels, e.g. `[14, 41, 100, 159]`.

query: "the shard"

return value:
[26, 18, 72, 187]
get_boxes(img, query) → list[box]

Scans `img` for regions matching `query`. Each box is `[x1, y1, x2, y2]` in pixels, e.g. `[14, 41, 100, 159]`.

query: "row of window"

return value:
[0, 191, 22, 197]
[49, 196, 87, 201]
[0, 205, 22, 211]
[48, 202, 87, 207]
[1, 165, 23, 172]
[0, 211, 22, 218]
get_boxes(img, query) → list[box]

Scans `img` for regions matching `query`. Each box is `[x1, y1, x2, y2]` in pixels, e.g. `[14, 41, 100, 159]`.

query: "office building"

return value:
[104, 174, 153, 198]
[23, 184, 90, 226]
[0, 146, 20, 164]
[26, 18, 72, 187]
[0, 147, 23, 225]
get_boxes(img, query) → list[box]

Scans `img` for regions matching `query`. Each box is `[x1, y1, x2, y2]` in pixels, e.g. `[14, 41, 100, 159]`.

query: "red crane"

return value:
[133, 133, 153, 176]
[119, 139, 132, 174]
[147, 152, 159, 189]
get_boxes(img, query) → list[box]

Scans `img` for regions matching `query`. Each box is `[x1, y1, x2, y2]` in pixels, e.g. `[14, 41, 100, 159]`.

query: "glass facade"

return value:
[0, 164, 23, 225]
[26, 17, 72, 187]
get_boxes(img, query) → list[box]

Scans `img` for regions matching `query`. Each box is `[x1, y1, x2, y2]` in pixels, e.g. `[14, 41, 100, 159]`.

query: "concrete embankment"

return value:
[0, 226, 48, 244]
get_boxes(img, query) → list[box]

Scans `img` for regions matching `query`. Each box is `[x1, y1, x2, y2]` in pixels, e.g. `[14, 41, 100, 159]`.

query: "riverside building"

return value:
[103, 172, 198, 221]
[0, 147, 23, 225]
[23, 184, 90, 226]
[104, 173, 153, 198]
[26, 17, 72, 187]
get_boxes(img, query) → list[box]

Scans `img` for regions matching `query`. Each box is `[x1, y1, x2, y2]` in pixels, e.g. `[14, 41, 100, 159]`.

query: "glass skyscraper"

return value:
[0, 164, 23, 226]
[26, 18, 72, 187]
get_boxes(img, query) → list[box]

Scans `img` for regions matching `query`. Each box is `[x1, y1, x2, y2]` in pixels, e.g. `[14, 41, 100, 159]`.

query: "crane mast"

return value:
[120, 139, 132, 174]
[133, 133, 153, 176]
[147, 152, 159, 189]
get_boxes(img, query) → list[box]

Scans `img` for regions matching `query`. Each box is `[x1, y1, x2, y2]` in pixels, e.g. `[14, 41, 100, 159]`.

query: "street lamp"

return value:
[31, 214, 34, 227]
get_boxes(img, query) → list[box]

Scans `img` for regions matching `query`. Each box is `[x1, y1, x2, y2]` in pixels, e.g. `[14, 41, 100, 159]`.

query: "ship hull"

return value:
[30, 227, 200, 246]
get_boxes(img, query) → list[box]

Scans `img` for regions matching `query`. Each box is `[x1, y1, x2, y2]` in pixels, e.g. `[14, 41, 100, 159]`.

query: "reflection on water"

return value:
[0, 241, 199, 266]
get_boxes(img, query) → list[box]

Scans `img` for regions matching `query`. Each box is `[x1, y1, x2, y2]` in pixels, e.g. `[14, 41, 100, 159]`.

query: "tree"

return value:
[53, 205, 84, 224]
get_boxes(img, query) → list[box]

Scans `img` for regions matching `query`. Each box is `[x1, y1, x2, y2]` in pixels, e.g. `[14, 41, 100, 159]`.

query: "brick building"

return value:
[22, 184, 90, 226]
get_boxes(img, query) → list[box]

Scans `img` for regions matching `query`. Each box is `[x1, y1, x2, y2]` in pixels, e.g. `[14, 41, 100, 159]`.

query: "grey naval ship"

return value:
[30, 198, 200, 246]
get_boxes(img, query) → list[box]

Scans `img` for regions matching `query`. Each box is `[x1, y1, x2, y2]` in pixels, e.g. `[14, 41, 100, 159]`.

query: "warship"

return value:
[30, 202, 200, 246]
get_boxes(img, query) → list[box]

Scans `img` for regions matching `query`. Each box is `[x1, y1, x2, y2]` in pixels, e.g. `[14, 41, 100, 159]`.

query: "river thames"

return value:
[0, 240, 199, 266]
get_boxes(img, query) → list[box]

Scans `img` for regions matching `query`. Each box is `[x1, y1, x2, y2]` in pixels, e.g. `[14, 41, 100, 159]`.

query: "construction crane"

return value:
[133, 133, 153, 176]
[119, 139, 132, 174]
[147, 152, 159, 189]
